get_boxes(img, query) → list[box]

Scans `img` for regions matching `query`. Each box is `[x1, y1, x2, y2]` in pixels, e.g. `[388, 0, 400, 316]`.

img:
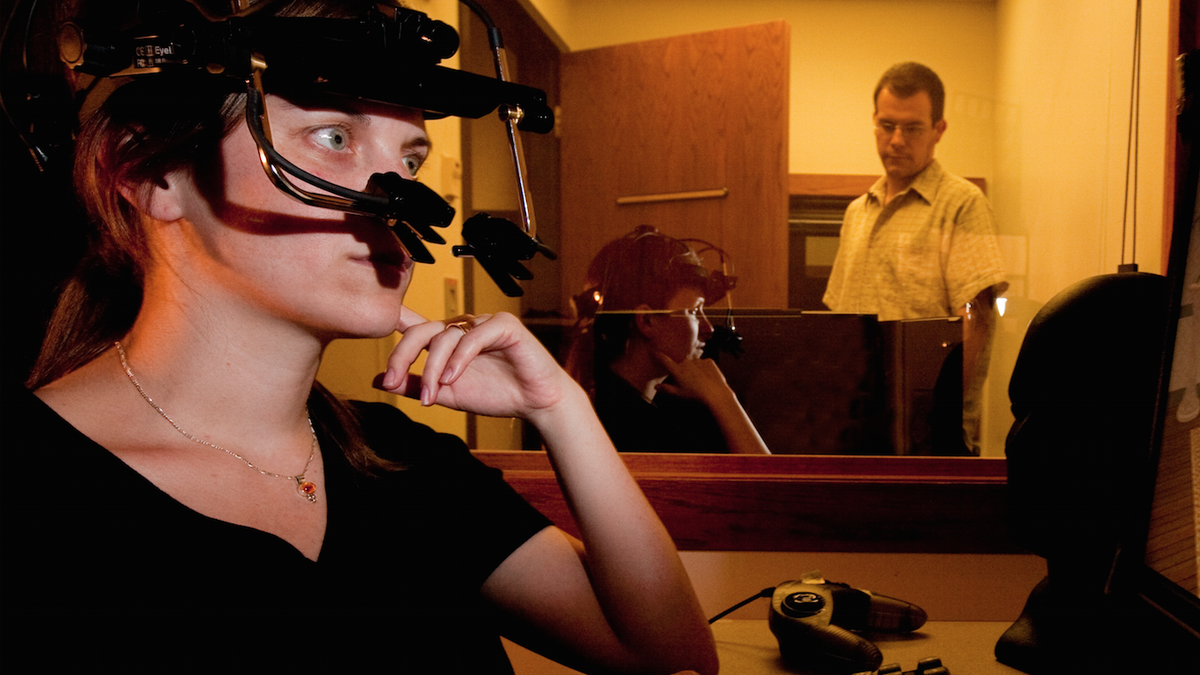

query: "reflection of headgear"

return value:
[573, 225, 737, 320]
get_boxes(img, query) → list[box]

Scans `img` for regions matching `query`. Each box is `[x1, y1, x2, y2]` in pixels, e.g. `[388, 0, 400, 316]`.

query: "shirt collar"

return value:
[868, 159, 943, 205]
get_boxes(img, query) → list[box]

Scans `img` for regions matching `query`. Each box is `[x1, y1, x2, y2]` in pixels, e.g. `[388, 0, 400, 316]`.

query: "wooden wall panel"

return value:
[559, 21, 790, 311]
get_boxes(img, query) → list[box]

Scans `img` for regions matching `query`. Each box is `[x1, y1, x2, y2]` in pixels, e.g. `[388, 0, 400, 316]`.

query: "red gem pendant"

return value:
[295, 477, 318, 504]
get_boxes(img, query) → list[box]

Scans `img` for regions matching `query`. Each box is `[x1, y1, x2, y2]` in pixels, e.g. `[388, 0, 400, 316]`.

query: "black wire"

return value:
[457, 0, 502, 50]
[1121, 0, 1142, 270]
[0, 0, 45, 170]
[707, 587, 774, 624]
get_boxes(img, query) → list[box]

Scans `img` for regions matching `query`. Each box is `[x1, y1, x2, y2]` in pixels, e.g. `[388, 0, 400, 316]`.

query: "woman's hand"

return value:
[377, 306, 574, 421]
[382, 308, 719, 674]
[653, 351, 772, 455]
[653, 351, 735, 407]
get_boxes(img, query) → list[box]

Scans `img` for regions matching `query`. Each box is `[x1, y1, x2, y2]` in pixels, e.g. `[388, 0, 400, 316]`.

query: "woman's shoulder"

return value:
[7, 378, 110, 450]
[6, 381, 63, 431]
[2, 381, 158, 513]
[24, 346, 181, 465]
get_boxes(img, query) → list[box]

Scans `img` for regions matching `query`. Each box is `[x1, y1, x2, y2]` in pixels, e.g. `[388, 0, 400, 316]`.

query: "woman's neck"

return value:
[610, 347, 666, 403]
[120, 288, 325, 439]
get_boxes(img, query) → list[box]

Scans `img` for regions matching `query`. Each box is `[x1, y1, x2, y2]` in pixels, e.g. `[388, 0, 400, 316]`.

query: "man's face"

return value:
[873, 87, 946, 186]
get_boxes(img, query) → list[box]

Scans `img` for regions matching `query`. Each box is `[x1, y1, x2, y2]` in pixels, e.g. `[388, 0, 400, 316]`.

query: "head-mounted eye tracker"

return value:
[51, 0, 555, 295]
[57, 4, 554, 131]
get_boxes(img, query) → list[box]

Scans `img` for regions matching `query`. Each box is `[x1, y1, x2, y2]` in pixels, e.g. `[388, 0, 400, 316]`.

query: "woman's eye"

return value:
[402, 155, 422, 177]
[314, 127, 349, 151]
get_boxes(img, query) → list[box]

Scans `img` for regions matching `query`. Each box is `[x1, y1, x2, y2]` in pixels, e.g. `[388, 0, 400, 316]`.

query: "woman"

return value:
[568, 226, 771, 455]
[3, 2, 717, 671]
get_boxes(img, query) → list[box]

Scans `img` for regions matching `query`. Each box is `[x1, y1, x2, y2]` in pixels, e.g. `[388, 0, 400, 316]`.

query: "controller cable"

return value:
[707, 587, 775, 624]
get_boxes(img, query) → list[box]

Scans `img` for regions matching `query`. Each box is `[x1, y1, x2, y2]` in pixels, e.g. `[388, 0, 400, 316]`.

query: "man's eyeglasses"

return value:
[874, 121, 929, 140]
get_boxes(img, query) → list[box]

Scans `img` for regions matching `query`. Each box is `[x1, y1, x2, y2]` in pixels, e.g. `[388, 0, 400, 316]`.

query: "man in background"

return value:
[824, 62, 1007, 453]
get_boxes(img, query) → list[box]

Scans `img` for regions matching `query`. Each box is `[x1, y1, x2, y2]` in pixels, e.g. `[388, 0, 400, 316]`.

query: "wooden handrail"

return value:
[475, 451, 1016, 554]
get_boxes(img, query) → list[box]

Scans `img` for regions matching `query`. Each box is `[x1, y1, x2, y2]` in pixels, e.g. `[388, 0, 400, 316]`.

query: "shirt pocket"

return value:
[895, 232, 949, 315]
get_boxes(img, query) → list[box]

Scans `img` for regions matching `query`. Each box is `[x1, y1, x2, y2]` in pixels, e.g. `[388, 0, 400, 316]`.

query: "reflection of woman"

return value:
[569, 226, 771, 454]
[4, 2, 716, 671]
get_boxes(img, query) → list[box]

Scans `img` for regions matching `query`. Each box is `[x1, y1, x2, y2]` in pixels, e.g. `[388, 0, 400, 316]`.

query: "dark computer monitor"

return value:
[1113, 63, 1200, 659]
[1118, 189, 1200, 655]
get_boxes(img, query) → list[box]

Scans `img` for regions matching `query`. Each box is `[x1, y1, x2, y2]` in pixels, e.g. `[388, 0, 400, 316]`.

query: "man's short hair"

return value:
[874, 62, 945, 123]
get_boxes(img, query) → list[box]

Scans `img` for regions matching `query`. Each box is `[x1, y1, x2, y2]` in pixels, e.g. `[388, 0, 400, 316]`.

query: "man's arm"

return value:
[957, 285, 999, 408]
[955, 281, 1003, 449]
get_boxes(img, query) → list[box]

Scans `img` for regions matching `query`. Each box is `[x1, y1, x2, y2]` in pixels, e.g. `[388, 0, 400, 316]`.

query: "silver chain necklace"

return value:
[115, 341, 319, 503]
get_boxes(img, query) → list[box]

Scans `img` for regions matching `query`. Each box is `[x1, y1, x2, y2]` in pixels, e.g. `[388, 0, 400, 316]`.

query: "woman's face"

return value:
[649, 287, 714, 363]
[166, 94, 431, 340]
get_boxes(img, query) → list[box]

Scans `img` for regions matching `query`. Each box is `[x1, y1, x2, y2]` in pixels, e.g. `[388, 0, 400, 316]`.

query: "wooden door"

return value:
[558, 21, 790, 311]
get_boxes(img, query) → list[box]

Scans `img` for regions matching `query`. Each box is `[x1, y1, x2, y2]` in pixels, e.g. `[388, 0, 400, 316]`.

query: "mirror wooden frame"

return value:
[474, 451, 1017, 554]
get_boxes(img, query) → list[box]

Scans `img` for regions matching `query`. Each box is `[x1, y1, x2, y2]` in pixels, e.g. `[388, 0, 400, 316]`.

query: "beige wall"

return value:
[523, 0, 1174, 457]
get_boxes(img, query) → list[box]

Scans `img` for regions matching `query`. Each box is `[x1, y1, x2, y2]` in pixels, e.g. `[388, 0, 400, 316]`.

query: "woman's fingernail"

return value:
[421, 384, 432, 406]
[382, 367, 396, 389]
[440, 365, 455, 384]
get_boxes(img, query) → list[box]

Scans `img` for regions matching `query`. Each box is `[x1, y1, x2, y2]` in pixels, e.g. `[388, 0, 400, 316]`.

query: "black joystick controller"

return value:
[768, 580, 928, 673]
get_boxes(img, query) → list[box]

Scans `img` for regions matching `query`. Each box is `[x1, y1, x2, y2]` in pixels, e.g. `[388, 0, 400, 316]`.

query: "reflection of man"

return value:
[823, 62, 1007, 453]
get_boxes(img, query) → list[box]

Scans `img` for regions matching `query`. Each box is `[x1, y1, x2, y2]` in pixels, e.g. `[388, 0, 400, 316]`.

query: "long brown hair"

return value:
[29, 0, 401, 473]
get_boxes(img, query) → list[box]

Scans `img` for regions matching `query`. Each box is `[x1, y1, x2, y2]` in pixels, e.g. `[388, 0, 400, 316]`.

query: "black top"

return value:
[592, 369, 729, 453]
[1, 386, 551, 671]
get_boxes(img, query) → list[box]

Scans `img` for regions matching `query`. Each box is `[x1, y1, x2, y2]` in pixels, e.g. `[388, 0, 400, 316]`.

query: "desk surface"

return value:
[713, 620, 1025, 674]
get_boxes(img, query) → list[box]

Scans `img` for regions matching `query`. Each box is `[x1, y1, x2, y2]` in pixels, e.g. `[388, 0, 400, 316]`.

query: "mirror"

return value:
[500, 0, 1173, 458]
